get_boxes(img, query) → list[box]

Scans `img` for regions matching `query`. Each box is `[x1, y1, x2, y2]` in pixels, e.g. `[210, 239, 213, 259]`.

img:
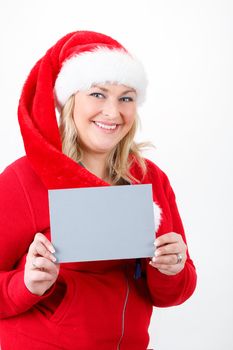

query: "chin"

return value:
[95, 147, 115, 155]
[93, 143, 118, 153]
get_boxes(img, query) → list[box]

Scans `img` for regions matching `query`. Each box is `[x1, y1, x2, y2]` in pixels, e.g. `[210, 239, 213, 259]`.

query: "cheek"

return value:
[72, 113, 81, 131]
[123, 105, 137, 124]
[73, 109, 89, 130]
[125, 112, 136, 129]
[73, 96, 96, 125]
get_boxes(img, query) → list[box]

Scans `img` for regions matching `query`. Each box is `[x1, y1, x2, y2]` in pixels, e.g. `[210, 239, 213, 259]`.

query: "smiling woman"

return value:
[0, 30, 197, 350]
[73, 84, 136, 152]
[62, 84, 138, 183]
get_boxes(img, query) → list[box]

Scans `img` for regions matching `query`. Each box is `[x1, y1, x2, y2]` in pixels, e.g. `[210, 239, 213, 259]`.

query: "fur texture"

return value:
[55, 47, 147, 107]
[153, 202, 162, 232]
[17, 31, 147, 191]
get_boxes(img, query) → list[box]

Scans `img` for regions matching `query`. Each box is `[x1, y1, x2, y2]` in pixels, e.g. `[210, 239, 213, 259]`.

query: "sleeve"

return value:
[0, 165, 53, 319]
[146, 169, 197, 307]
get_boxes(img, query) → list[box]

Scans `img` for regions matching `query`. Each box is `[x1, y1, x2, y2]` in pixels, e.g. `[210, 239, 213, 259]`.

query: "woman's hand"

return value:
[24, 233, 60, 296]
[149, 232, 187, 275]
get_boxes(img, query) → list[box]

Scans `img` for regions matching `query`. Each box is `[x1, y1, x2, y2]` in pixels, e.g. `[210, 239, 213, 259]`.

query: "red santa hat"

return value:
[54, 33, 147, 107]
[18, 31, 147, 189]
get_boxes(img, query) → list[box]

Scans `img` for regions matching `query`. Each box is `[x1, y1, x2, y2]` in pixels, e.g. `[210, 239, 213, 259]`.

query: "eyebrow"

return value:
[92, 85, 136, 95]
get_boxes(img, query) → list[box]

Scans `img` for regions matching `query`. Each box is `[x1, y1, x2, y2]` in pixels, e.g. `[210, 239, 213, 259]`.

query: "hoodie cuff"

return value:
[146, 260, 192, 307]
[8, 269, 56, 314]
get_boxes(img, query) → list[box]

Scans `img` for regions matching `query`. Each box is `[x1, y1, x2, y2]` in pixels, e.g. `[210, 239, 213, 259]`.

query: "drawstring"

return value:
[134, 258, 142, 279]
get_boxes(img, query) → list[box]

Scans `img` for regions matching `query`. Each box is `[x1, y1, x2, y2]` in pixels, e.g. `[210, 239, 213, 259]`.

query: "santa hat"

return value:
[54, 33, 147, 107]
[18, 31, 147, 189]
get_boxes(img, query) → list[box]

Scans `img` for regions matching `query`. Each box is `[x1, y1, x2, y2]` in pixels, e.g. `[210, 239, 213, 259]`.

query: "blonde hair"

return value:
[59, 95, 151, 185]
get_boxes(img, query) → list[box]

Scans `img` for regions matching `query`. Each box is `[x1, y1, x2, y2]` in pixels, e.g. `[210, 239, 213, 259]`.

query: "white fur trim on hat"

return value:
[54, 47, 147, 107]
[153, 202, 162, 233]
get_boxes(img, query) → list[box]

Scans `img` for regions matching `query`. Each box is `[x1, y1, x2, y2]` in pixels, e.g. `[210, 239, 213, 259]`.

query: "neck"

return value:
[81, 152, 109, 182]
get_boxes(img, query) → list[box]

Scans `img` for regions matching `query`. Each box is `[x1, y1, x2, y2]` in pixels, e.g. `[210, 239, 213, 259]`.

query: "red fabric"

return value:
[18, 31, 126, 190]
[0, 157, 196, 349]
[0, 30, 197, 349]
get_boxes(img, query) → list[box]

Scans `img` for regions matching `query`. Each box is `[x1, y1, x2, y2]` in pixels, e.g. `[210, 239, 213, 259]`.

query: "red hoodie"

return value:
[0, 31, 196, 349]
[0, 156, 196, 349]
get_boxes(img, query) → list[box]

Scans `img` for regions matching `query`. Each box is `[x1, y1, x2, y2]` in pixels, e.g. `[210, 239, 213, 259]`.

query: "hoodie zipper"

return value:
[116, 270, 130, 350]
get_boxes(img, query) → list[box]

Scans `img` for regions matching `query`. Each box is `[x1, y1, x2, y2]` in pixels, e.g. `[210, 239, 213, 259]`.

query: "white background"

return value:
[0, 1, 232, 349]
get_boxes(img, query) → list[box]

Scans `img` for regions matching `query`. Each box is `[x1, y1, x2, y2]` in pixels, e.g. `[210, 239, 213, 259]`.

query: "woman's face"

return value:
[73, 84, 137, 158]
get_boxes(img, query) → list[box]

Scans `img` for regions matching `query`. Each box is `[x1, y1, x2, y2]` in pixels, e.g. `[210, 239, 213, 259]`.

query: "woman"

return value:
[0, 30, 197, 350]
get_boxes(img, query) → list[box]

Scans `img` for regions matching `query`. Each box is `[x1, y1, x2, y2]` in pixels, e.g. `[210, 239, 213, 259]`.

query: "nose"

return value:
[102, 99, 120, 119]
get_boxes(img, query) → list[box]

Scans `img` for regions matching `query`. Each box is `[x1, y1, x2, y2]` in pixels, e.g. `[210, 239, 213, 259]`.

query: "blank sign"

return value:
[49, 184, 155, 262]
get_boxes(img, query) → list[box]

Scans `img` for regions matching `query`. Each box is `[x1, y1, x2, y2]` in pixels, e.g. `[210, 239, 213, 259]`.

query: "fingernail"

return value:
[152, 256, 156, 263]
[51, 255, 57, 262]
[49, 246, 55, 254]
[155, 250, 160, 257]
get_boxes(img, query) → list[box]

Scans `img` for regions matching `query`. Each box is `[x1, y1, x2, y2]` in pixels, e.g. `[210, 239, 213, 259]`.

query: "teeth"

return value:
[95, 121, 117, 130]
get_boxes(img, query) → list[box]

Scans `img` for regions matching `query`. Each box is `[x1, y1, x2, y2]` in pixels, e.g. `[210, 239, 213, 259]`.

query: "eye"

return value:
[89, 92, 105, 99]
[120, 96, 134, 102]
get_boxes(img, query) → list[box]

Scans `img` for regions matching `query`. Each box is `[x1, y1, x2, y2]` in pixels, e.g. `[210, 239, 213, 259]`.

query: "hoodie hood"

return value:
[17, 31, 146, 190]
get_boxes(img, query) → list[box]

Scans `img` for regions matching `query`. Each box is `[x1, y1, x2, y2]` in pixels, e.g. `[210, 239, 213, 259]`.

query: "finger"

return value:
[150, 262, 181, 274]
[28, 233, 55, 261]
[28, 241, 56, 262]
[155, 232, 181, 247]
[152, 254, 179, 265]
[34, 233, 55, 253]
[155, 242, 181, 256]
[31, 257, 58, 272]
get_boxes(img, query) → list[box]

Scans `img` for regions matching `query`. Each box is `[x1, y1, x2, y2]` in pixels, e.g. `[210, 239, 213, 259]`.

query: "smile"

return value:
[94, 121, 118, 130]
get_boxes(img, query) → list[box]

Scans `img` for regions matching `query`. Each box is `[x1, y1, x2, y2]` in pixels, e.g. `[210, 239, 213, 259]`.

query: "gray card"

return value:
[49, 184, 155, 263]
